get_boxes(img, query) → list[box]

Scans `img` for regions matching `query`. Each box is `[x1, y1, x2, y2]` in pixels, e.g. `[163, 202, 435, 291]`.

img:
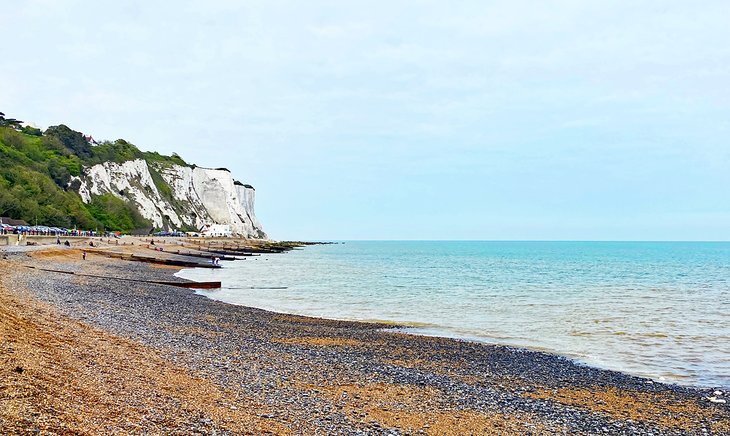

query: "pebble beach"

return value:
[1, 241, 729, 435]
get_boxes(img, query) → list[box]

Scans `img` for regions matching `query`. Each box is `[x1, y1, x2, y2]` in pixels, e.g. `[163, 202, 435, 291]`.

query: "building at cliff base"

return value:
[200, 224, 232, 237]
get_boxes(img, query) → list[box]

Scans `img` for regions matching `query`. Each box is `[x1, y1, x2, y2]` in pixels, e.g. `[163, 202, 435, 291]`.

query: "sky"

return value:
[2, 1, 729, 240]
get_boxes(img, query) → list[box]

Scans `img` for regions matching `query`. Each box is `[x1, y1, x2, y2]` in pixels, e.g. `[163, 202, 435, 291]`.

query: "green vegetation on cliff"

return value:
[0, 112, 188, 232]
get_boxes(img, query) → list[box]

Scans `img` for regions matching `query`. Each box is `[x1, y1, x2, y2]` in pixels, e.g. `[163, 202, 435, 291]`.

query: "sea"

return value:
[176, 241, 730, 388]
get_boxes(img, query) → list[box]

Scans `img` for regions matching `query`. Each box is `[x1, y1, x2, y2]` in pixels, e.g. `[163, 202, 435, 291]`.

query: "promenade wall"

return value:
[0, 235, 91, 246]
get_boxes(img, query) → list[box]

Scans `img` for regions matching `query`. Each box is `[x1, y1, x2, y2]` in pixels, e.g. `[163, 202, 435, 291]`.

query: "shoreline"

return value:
[175, 253, 728, 391]
[2, 241, 729, 434]
[178, 281, 722, 391]
[177, 277, 610, 383]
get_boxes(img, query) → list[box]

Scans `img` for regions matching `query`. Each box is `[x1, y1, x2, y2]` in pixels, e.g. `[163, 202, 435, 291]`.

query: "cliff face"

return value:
[76, 159, 266, 238]
[160, 165, 265, 238]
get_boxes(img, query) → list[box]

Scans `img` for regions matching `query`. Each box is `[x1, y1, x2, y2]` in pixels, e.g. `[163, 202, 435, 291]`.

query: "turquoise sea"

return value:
[176, 241, 730, 388]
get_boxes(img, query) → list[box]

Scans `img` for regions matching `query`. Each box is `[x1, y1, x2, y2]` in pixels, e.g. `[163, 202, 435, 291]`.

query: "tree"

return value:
[68, 179, 82, 192]
[21, 125, 42, 136]
[48, 158, 72, 189]
[0, 111, 23, 129]
[45, 124, 93, 159]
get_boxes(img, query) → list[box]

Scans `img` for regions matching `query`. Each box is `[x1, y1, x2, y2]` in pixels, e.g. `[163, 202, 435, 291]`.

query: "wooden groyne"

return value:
[170, 250, 237, 261]
[25, 266, 221, 289]
[180, 245, 261, 257]
[132, 254, 222, 268]
[91, 250, 222, 269]
[183, 240, 308, 254]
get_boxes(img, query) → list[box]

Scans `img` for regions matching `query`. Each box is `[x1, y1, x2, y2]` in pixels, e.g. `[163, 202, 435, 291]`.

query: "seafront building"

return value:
[199, 223, 232, 237]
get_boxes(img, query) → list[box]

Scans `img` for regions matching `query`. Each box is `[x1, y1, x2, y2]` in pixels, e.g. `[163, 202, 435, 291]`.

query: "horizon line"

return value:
[288, 239, 730, 243]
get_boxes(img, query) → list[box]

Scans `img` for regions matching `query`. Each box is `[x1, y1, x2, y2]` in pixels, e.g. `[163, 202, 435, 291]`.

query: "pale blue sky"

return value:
[2, 1, 729, 240]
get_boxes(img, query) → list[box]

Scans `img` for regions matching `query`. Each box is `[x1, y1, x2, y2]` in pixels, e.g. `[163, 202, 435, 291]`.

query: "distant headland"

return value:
[0, 111, 265, 238]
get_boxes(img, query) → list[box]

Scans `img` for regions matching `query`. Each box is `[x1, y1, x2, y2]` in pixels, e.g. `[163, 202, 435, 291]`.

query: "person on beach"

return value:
[64, 240, 70, 246]
[82, 251, 86, 260]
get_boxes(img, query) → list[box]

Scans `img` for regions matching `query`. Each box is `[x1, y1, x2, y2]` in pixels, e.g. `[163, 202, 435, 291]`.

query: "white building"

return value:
[199, 223, 232, 237]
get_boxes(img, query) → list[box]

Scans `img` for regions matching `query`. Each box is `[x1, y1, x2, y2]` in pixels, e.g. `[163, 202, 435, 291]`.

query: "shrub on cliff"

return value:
[45, 124, 93, 159]
[90, 139, 144, 164]
[87, 193, 149, 231]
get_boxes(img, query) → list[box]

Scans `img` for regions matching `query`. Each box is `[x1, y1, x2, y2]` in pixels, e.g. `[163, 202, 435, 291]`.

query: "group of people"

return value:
[55, 237, 72, 247]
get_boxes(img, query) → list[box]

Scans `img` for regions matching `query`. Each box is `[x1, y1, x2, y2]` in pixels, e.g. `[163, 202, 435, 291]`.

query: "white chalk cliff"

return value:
[76, 159, 266, 238]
